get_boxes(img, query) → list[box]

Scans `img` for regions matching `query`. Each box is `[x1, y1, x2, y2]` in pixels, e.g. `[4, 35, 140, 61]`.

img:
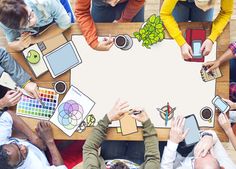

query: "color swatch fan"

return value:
[17, 88, 59, 120]
[50, 85, 95, 136]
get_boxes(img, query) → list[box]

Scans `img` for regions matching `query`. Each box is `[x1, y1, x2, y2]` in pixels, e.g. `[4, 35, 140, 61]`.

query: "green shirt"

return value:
[83, 114, 160, 169]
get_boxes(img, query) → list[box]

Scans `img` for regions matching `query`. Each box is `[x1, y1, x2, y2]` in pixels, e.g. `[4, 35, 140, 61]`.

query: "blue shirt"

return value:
[0, 0, 71, 42]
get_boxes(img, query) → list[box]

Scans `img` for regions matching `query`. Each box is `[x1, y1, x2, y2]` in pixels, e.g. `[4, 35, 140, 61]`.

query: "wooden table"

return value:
[2, 22, 230, 141]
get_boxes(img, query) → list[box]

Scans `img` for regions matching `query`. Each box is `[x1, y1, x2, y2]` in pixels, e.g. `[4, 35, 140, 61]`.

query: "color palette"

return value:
[17, 87, 59, 120]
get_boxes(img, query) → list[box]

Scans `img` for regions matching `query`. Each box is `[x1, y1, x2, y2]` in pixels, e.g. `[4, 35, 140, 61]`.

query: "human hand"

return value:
[18, 32, 33, 49]
[222, 98, 236, 110]
[181, 43, 193, 60]
[194, 134, 214, 158]
[23, 82, 40, 99]
[203, 60, 221, 73]
[169, 116, 188, 144]
[29, 134, 46, 150]
[218, 113, 232, 133]
[107, 99, 129, 122]
[36, 121, 54, 146]
[94, 34, 114, 51]
[0, 90, 22, 108]
[130, 108, 149, 123]
[201, 39, 213, 57]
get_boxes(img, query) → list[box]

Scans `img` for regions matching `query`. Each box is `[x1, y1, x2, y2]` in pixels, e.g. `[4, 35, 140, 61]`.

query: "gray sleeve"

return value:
[0, 48, 31, 87]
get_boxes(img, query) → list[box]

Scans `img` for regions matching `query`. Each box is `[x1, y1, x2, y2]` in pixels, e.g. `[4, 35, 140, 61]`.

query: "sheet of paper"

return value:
[50, 85, 95, 136]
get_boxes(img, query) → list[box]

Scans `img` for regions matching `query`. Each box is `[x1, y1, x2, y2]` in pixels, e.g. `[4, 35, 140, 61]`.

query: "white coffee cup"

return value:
[54, 81, 67, 94]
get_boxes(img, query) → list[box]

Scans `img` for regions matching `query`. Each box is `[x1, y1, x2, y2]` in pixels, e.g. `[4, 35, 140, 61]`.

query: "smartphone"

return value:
[212, 95, 230, 114]
[184, 114, 200, 147]
[192, 40, 202, 58]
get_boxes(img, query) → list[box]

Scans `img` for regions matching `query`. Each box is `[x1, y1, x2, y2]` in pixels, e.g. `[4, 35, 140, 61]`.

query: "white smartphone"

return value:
[212, 95, 230, 114]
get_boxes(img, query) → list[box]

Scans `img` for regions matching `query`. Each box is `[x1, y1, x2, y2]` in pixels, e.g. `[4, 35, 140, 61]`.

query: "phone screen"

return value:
[192, 41, 202, 58]
[215, 98, 228, 112]
[184, 115, 200, 146]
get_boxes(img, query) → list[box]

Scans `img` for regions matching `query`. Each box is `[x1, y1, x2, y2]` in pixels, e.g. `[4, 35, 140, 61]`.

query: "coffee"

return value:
[200, 107, 212, 120]
[54, 81, 67, 94]
[115, 36, 126, 47]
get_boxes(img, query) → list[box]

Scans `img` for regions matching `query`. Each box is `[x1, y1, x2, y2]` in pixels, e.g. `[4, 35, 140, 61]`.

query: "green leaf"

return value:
[149, 14, 156, 23]
[140, 29, 146, 34]
[156, 23, 163, 29]
[158, 33, 164, 40]
[155, 17, 161, 24]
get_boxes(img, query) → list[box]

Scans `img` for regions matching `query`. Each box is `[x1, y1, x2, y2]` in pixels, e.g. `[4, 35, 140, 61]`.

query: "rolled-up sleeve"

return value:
[46, 0, 71, 30]
[0, 112, 13, 142]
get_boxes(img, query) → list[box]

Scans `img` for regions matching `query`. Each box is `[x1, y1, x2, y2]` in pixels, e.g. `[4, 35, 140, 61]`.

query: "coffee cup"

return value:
[54, 81, 67, 94]
[114, 34, 133, 50]
[200, 107, 213, 122]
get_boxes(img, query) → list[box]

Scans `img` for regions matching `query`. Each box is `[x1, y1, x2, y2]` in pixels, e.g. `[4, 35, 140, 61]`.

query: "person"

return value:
[218, 113, 236, 151]
[0, 109, 66, 169]
[204, 41, 236, 83]
[83, 99, 160, 168]
[161, 116, 236, 169]
[0, 48, 39, 109]
[75, 0, 145, 51]
[160, 0, 233, 60]
[0, 0, 72, 51]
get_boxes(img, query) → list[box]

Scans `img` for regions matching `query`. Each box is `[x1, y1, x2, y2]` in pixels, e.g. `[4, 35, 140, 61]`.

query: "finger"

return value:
[114, 98, 121, 106]
[174, 116, 180, 127]
[200, 44, 205, 53]
[119, 100, 128, 107]
[106, 42, 113, 50]
[178, 116, 184, 127]
[131, 114, 138, 120]
[180, 118, 185, 129]
[206, 65, 217, 73]
[7, 90, 17, 95]
[210, 147, 215, 157]
[189, 48, 193, 57]
[33, 88, 40, 99]
[183, 128, 189, 138]
[201, 148, 209, 157]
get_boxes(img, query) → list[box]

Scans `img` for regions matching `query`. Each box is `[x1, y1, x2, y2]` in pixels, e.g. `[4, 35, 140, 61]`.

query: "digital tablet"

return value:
[43, 41, 82, 78]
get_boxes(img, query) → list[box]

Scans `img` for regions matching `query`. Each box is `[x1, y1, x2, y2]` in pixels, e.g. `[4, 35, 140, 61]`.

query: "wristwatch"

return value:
[201, 132, 213, 138]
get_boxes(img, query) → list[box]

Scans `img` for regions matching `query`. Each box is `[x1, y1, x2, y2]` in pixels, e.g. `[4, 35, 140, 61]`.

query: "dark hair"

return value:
[0, 0, 28, 29]
[0, 145, 13, 169]
[110, 161, 130, 169]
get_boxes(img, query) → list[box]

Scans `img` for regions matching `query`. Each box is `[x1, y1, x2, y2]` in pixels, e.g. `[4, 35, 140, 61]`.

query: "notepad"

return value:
[200, 66, 222, 82]
[22, 44, 48, 78]
[119, 113, 138, 136]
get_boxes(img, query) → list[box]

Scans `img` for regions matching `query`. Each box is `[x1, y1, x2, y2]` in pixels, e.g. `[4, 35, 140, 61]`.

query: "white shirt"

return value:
[0, 111, 67, 169]
[161, 130, 236, 169]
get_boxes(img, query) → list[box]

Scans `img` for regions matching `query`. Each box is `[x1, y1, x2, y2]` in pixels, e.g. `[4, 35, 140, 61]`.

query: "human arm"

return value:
[36, 121, 64, 166]
[161, 116, 188, 169]
[203, 47, 234, 72]
[74, 0, 113, 51]
[208, 0, 233, 43]
[218, 113, 236, 150]
[160, 0, 193, 59]
[118, 0, 145, 22]
[83, 99, 129, 168]
[131, 110, 160, 168]
[7, 111, 45, 150]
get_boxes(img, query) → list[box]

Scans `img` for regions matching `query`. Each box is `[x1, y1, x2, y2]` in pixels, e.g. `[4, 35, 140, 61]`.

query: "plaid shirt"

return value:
[229, 42, 236, 56]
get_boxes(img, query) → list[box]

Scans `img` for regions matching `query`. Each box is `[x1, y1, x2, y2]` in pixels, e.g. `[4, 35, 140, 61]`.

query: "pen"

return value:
[37, 98, 46, 108]
[128, 109, 143, 115]
[15, 86, 34, 98]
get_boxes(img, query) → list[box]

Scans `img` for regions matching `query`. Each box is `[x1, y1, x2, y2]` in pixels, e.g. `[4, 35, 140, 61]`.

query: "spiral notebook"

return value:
[200, 66, 222, 82]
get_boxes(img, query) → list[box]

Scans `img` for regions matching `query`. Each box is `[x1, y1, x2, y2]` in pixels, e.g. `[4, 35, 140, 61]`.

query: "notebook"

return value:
[22, 44, 48, 78]
[200, 65, 222, 82]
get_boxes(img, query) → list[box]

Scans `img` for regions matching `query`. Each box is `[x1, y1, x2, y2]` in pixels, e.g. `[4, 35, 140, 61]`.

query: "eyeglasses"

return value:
[10, 142, 25, 168]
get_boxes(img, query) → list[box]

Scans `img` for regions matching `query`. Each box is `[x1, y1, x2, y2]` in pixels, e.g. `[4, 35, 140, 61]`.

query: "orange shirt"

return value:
[75, 0, 145, 49]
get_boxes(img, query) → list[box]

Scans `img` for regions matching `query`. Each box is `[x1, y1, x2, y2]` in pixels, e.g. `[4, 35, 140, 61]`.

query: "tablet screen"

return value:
[184, 115, 200, 146]
[44, 42, 81, 78]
